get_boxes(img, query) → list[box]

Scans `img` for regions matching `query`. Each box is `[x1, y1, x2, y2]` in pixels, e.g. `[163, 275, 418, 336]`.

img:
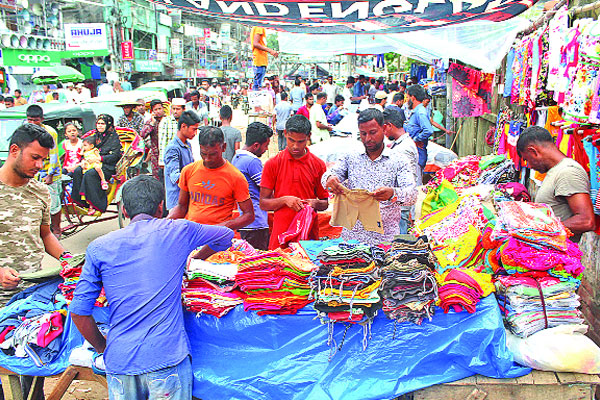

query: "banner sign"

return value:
[151, 0, 537, 33]
[64, 23, 108, 50]
[121, 41, 134, 60]
[1, 49, 62, 67]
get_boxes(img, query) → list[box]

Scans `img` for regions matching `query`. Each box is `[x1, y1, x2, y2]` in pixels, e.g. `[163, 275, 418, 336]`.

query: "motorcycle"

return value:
[231, 93, 241, 109]
[241, 95, 250, 115]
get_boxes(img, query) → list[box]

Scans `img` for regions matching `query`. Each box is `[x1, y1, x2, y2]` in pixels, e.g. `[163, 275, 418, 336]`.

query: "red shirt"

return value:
[261, 148, 328, 249]
[296, 105, 310, 119]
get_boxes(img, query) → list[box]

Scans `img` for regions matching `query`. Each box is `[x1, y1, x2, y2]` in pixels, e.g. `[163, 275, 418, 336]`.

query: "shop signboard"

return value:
[149, 49, 157, 61]
[123, 61, 132, 72]
[220, 24, 231, 43]
[121, 41, 134, 60]
[204, 28, 211, 39]
[63, 49, 110, 58]
[64, 23, 108, 51]
[1, 49, 62, 67]
[174, 68, 185, 77]
[171, 38, 182, 55]
[135, 60, 164, 73]
[196, 69, 208, 78]
[158, 35, 168, 53]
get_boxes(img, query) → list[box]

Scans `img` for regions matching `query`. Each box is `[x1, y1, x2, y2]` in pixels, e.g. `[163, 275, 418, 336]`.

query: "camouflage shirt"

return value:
[0, 178, 51, 304]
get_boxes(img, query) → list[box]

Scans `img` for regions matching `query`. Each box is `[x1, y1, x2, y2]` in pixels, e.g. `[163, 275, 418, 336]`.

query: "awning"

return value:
[278, 17, 529, 72]
[31, 66, 85, 84]
[151, 0, 538, 34]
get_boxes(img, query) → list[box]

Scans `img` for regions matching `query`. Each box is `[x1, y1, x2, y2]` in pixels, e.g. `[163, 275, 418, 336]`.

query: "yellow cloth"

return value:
[82, 148, 102, 173]
[251, 27, 268, 66]
[436, 268, 494, 297]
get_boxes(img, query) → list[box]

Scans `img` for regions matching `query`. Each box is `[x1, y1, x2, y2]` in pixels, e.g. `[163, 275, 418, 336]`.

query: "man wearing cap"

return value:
[116, 101, 144, 134]
[207, 79, 222, 98]
[159, 98, 186, 168]
[373, 91, 387, 111]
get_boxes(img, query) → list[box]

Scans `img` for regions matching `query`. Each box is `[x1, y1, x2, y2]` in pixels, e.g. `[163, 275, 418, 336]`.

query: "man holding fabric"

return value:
[71, 175, 234, 400]
[323, 108, 417, 245]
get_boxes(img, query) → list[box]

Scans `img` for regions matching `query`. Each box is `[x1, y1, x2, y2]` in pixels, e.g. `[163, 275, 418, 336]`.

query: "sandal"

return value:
[87, 207, 97, 216]
[101, 180, 109, 190]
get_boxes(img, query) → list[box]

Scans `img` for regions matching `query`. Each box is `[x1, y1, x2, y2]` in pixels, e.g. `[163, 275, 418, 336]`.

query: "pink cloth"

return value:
[36, 312, 64, 347]
[500, 237, 584, 277]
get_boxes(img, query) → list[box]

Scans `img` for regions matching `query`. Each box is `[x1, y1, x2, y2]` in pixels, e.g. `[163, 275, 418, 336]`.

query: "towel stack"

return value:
[379, 236, 438, 325]
[182, 256, 243, 318]
[235, 252, 316, 315]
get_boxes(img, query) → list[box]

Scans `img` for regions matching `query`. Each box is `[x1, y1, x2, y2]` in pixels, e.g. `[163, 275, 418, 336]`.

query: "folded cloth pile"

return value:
[435, 268, 494, 313]
[182, 253, 243, 318]
[379, 236, 438, 325]
[235, 251, 316, 315]
[59, 254, 107, 307]
[495, 274, 584, 337]
[1, 310, 67, 367]
[487, 201, 586, 337]
[427, 155, 482, 189]
[310, 243, 385, 328]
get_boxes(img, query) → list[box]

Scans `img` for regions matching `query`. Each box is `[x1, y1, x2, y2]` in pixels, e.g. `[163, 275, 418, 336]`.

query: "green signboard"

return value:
[135, 59, 164, 73]
[1, 48, 62, 67]
[1, 48, 110, 66]
[62, 49, 110, 58]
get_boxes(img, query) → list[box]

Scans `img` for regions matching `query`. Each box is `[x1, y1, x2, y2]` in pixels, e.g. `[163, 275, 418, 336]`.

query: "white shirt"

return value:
[310, 104, 330, 143]
[342, 87, 353, 109]
[97, 84, 114, 97]
[323, 83, 337, 104]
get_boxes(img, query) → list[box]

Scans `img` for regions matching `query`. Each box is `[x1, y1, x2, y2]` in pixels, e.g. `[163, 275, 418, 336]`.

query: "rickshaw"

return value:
[60, 127, 144, 237]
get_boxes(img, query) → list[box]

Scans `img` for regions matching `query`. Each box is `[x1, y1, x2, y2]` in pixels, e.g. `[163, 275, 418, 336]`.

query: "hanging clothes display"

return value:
[448, 62, 493, 118]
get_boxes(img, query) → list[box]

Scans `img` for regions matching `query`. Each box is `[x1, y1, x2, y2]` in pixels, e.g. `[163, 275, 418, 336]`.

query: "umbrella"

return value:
[32, 66, 85, 84]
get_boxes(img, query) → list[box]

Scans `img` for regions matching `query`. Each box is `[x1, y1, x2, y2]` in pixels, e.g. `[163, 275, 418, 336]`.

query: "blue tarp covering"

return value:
[187, 296, 530, 400]
[0, 239, 530, 397]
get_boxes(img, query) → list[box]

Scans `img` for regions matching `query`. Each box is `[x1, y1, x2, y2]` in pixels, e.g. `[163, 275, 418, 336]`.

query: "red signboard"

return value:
[121, 41, 134, 60]
[203, 28, 211, 39]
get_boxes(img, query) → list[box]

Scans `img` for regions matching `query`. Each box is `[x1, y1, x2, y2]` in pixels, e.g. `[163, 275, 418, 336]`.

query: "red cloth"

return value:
[261, 148, 328, 249]
[278, 206, 317, 247]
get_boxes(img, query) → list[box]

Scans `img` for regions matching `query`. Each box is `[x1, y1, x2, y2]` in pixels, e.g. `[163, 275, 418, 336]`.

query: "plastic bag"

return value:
[506, 324, 600, 373]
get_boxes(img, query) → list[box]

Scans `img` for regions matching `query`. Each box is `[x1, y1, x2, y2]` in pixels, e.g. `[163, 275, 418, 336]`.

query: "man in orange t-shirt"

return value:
[168, 126, 255, 229]
[250, 26, 279, 91]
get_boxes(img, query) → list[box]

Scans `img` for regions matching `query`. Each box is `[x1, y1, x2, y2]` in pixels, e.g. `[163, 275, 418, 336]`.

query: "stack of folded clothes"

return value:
[495, 274, 584, 337]
[182, 253, 243, 318]
[379, 236, 438, 324]
[310, 243, 385, 347]
[59, 254, 107, 307]
[436, 268, 494, 313]
[235, 251, 316, 315]
[487, 201, 586, 336]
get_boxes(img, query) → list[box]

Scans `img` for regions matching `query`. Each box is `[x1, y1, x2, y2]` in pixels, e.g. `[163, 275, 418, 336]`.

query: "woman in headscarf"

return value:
[71, 114, 122, 213]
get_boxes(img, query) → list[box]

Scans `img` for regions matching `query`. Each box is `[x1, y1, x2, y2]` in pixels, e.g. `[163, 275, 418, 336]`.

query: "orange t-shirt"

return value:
[250, 26, 268, 67]
[179, 160, 250, 225]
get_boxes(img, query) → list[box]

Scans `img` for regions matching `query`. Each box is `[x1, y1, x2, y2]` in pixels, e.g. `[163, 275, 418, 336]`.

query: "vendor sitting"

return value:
[517, 126, 594, 242]
[323, 108, 417, 246]
[517, 126, 595, 242]
[70, 175, 234, 399]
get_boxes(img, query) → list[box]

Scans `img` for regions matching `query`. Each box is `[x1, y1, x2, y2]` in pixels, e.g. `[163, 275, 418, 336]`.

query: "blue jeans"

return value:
[399, 209, 411, 234]
[253, 65, 266, 90]
[277, 129, 287, 151]
[107, 357, 192, 400]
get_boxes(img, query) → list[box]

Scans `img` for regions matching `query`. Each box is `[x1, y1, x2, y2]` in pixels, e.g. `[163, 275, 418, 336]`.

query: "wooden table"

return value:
[0, 365, 106, 400]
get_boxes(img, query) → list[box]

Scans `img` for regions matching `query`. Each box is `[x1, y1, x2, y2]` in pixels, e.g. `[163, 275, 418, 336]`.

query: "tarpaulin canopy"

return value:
[32, 66, 85, 85]
[152, 0, 538, 34]
[279, 17, 529, 72]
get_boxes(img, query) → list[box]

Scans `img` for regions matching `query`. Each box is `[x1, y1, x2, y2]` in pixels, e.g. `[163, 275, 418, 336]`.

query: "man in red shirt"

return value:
[296, 93, 313, 119]
[260, 115, 329, 249]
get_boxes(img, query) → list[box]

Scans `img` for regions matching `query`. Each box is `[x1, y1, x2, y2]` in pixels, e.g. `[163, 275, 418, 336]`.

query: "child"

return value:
[80, 136, 109, 214]
[62, 122, 83, 175]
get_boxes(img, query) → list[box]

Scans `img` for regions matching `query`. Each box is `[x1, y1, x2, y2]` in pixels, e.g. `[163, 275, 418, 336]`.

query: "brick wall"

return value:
[578, 232, 600, 346]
